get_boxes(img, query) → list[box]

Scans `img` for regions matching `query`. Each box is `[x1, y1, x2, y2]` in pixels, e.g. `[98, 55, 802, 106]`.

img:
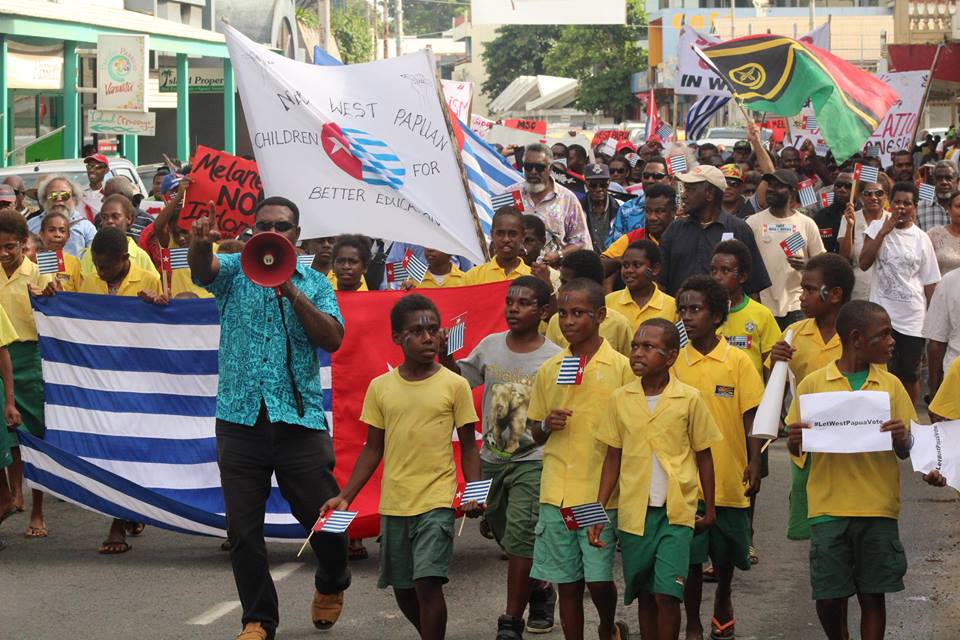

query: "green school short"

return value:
[619, 507, 693, 603]
[809, 517, 907, 600]
[787, 459, 812, 541]
[689, 502, 751, 571]
[531, 504, 617, 584]
[481, 459, 542, 558]
[377, 508, 455, 589]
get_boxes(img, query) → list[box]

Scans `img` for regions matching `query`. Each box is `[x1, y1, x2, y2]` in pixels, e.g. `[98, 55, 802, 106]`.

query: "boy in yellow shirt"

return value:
[673, 275, 764, 640]
[590, 318, 722, 640]
[768, 253, 855, 542]
[605, 240, 677, 332]
[415, 248, 467, 288]
[465, 208, 531, 285]
[37, 211, 82, 292]
[322, 295, 482, 639]
[79, 194, 159, 278]
[527, 278, 634, 640]
[786, 300, 915, 640]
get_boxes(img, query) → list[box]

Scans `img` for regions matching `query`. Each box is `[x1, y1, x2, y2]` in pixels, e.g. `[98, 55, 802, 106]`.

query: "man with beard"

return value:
[511, 143, 591, 265]
[813, 172, 853, 253]
[888, 149, 915, 183]
[27, 175, 96, 256]
[917, 160, 957, 231]
[658, 166, 770, 296]
[746, 169, 826, 329]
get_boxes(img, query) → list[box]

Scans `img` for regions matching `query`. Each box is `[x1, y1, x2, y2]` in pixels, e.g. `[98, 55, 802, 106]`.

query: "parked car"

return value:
[0, 157, 147, 202]
[697, 127, 772, 154]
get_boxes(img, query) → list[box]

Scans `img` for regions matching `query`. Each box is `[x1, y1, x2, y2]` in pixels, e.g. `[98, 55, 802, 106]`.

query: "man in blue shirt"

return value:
[190, 196, 350, 640]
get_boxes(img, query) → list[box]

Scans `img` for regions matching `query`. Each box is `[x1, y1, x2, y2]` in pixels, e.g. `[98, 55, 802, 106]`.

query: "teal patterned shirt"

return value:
[197, 253, 343, 429]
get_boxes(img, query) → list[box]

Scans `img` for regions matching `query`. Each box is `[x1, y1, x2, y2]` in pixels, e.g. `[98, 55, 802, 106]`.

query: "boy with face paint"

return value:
[672, 276, 764, 640]
[605, 240, 677, 332]
[526, 278, 634, 640]
[589, 319, 722, 640]
[440, 276, 562, 638]
[323, 295, 482, 640]
[786, 300, 914, 640]
[465, 208, 532, 286]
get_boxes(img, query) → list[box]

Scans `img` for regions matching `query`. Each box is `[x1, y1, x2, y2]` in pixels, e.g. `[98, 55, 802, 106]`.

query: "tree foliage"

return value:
[332, 3, 375, 64]
[543, 0, 647, 121]
[402, 0, 465, 37]
[480, 25, 563, 100]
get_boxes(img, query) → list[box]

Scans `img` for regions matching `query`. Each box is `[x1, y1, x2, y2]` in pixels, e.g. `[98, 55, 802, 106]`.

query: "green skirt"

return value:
[0, 341, 45, 469]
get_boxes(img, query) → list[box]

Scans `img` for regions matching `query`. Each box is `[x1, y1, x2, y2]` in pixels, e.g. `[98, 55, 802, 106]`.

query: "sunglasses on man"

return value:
[642, 172, 667, 181]
[254, 220, 297, 232]
[523, 162, 549, 173]
[47, 190, 73, 202]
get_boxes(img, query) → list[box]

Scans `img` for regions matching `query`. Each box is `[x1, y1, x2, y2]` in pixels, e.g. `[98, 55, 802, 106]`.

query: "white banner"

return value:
[224, 25, 485, 264]
[911, 420, 960, 491]
[470, 114, 494, 139]
[97, 35, 148, 112]
[800, 390, 892, 454]
[87, 110, 156, 136]
[441, 80, 472, 122]
[676, 24, 830, 97]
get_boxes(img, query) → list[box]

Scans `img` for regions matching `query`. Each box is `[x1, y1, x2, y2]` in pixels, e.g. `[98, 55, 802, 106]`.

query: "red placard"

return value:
[502, 118, 547, 135]
[591, 129, 630, 145]
[178, 145, 264, 238]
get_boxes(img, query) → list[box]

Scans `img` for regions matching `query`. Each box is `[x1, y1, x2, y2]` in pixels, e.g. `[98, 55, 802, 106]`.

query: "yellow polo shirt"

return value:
[597, 376, 722, 535]
[720, 297, 780, 375]
[0, 305, 19, 348]
[464, 256, 531, 286]
[54, 253, 82, 293]
[544, 307, 634, 357]
[79, 236, 159, 278]
[0, 258, 50, 342]
[602, 229, 658, 260]
[417, 265, 467, 289]
[327, 272, 368, 291]
[361, 367, 479, 516]
[604, 286, 677, 331]
[527, 339, 635, 507]
[672, 339, 764, 509]
[930, 357, 960, 420]
[78, 263, 161, 297]
[787, 362, 915, 519]
[169, 269, 214, 299]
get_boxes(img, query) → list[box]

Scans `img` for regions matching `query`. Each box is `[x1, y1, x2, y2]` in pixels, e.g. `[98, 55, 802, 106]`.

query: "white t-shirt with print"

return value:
[868, 223, 941, 337]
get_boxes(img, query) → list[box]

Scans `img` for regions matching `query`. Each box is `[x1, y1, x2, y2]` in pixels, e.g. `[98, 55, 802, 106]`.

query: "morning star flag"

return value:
[667, 155, 688, 176]
[452, 479, 493, 508]
[700, 35, 897, 161]
[402, 250, 429, 283]
[556, 355, 586, 385]
[298, 254, 316, 267]
[224, 24, 486, 264]
[559, 502, 610, 530]
[490, 190, 524, 212]
[676, 320, 689, 348]
[656, 123, 674, 142]
[820, 191, 835, 207]
[312, 510, 358, 534]
[919, 182, 936, 204]
[385, 261, 410, 284]
[35, 251, 64, 275]
[853, 163, 880, 184]
[685, 95, 730, 141]
[797, 179, 818, 208]
[446, 320, 465, 356]
[160, 247, 190, 270]
[780, 231, 807, 257]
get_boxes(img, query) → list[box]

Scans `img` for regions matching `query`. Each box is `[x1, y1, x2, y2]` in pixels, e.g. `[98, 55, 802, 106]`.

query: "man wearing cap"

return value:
[659, 165, 771, 296]
[732, 140, 752, 165]
[80, 153, 110, 220]
[0, 185, 17, 211]
[746, 169, 826, 329]
[577, 163, 620, 252]
[720, 164, 756, 219]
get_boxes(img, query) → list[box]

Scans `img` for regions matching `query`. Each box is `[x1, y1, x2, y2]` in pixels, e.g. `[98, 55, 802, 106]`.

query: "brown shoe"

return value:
[311, 590, 344, 631]
[235, 621, 268, 640]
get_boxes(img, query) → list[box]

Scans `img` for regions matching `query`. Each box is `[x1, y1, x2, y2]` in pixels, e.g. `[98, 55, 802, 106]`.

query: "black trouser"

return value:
[216, 406, 350, 635]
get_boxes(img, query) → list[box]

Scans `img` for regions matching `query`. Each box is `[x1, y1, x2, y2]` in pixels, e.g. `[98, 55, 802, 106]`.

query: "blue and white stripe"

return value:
[36, 251, 62, 275]
[685, 95, 730, 141]
[556, 355, 584, 385]
[341, 126, 406, 190]
[918, 182, 936, 204]
[782, 231, 806, 255]
[460, 479, 493, 505]
[298, 254, 316, 267]
[317, 510, 358, 533]
[447, 322, 465, 356]
[168, 247, 189, 270]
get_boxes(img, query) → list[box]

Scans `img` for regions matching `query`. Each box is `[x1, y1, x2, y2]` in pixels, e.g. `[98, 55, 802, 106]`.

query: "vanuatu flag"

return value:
[701, 35, 897, 161]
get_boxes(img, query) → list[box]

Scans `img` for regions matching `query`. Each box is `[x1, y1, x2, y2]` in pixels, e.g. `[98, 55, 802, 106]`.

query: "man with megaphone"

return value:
[189, 197, 350, 640]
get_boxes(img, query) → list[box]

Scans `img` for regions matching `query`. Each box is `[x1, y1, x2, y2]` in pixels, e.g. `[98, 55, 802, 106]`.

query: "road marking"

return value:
[187, 562, 304, 625]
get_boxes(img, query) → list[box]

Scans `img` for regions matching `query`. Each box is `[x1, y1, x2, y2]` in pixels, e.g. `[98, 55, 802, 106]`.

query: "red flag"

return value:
[645, 89, 662, 143]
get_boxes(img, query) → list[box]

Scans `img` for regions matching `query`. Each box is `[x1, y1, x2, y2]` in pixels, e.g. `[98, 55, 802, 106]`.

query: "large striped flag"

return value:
[685, 95, 730, 141]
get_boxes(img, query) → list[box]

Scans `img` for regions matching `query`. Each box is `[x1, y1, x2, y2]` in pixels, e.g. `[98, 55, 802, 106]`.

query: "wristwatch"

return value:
[540, 419, 550, 434]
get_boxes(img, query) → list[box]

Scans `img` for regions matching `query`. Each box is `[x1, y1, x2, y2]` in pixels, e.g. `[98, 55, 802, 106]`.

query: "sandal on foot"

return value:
[710, 616, 735, 639]
[25, 525, 47, 538]
[124, 521, 146, 537]
[614, 621, 630, 640]
[0, 506, 18, 525]
[98, 540, 131, 554]
[748, 545, 758, 565]
[347, 540, 368, 561]
[311, 590, 343, 631]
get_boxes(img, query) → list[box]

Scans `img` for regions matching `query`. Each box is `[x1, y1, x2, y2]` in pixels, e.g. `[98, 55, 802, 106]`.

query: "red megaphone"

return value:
[240, 231, 297, 288]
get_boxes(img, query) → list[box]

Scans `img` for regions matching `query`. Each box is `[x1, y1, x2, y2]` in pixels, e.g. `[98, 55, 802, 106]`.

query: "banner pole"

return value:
[909, 43, 943, 152]
[430, 53, 491, 261]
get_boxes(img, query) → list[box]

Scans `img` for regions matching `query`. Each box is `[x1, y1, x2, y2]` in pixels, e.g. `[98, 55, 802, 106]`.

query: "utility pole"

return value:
[383, 0, 389, 58]
[809, 0, 816, 31]
[318, 0, 330, 52]
[395, 0, 404, 57]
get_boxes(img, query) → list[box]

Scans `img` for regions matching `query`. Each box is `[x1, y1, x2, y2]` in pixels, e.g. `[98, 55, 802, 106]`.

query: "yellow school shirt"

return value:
[604, 286, 677, 331]
[169, 269, 214, 299]
[527, 339, 635, 507]
[597, 377, 722, 535]
[544, 307, 634, 357]
[327, 272, 368, 291]
[79, 236, 160, 278]
[0, 305, 19, 348]
[464, 256, 531, 286]
[54, 253, 82, 293]
[361, 367, 479, 516]
[930, 357, 960, 420]
[672, 339, 764, 509]
[417, 264, 467, 288]
[602, 230, 658, 260]
[78, 263, 161, 297]
[786, 362, 915, 519]
[721, 297, 780, 375]
[0, 258, 50, 342]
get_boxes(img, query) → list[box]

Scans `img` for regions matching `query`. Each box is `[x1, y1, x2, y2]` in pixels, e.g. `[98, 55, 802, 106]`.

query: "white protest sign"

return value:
[865, 71, 928, 167]
[484, 123, 547, 148]
[911, 420, 960, 491]
[224, 24, 485, 264]
[441, 79, 472, 122]
[800, 390, 892, 453]
[470, 114, 494, 139]
[676, 24, 830, 97]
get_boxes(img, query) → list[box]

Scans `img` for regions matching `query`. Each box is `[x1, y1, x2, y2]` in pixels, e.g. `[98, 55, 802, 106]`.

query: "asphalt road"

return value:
[2, 441, 959, 640]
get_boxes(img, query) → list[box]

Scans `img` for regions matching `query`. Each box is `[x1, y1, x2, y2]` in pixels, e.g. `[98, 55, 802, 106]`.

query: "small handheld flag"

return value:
[159, 247, 190, 271]
[402, 250, 429, 284]
[675, 320, 689, 348]
[385, 261, 410, 285]
[803, 115, 818, 131]
[918, 182, 936, 204]
[452, 479, 493, 509]
[599, 138, 618, 158]
[780, 231, 806, 257]
[667, 155, 688, 176]
[797, 179, 818, 208]
[559, 502, 610, 530]
[446, 321, 465, 356]
[297, 254, 315, 267]
[298, 509, 359, 557]
[820, 191, 835, 207]
[556, 355, 586, 385]
[656, 122, 674, 141]
[625, 152, 641, 168]
[35, 250, 65, 275]
[490, 189, 524, 212]
[853, 163, 879, 184]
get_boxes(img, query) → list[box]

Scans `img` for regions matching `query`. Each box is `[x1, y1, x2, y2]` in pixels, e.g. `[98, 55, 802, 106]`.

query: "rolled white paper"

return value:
[751, 328, 794, 440]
